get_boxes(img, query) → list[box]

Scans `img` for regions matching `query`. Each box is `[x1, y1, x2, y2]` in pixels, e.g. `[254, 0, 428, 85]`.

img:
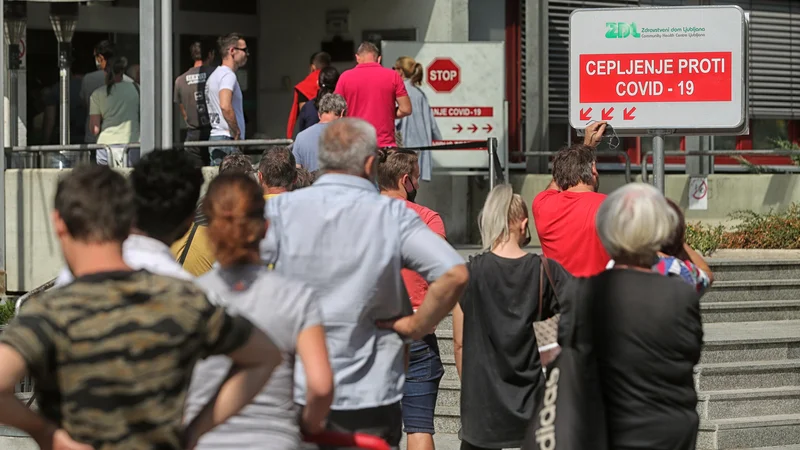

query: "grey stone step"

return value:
[435, 322, 800, 364]
[437, 359, 800, 401]
[696, 360, 800, 391]
[708, 260, 800, 282]
[698, 387, 800, 421]
[437, 379, 461, 408]
[701, 301, 800, 323]
[434, 412, 800, 449]
[703, 280, 800, 303]
[698, 414, 800, 449]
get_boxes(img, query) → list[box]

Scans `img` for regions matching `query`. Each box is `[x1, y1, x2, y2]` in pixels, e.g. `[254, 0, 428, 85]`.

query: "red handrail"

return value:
[303, 431, 390, 450]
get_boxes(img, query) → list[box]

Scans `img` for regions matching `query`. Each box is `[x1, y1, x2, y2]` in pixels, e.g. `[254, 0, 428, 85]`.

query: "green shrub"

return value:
[685, 204, 800, 255]
[0, 299, 15, 327]
[686, 222, 725, 255]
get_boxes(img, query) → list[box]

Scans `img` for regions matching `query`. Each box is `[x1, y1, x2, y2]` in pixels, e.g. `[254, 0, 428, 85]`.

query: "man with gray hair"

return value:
[292, 93, 346, 171]
[262, 117, 468, 447]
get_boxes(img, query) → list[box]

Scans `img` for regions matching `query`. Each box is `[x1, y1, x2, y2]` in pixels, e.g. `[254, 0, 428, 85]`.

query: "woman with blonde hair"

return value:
[183, 173, 333, 449]
[394, 56, 442, 181]
[452, 184, 572, 450]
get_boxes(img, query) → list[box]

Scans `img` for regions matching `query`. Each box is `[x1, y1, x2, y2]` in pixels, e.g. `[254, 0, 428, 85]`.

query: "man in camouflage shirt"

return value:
[0, 165, 282, 449]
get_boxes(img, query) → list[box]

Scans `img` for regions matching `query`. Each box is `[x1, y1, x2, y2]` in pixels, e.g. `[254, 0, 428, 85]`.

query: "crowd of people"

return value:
[0, 37, 715, 450]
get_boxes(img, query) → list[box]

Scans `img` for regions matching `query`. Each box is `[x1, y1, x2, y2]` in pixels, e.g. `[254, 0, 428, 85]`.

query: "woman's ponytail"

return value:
[106, 56, 128, 96]
[411, 63, 424, 86]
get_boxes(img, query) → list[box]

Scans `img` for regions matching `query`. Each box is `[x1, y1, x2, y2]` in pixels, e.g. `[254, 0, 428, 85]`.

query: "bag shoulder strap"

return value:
[178, 223, 200, 266]
[538, 255, 558, 319]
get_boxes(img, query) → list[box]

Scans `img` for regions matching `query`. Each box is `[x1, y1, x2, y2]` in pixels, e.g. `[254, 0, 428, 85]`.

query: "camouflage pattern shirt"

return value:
[0, 270, 254, 449]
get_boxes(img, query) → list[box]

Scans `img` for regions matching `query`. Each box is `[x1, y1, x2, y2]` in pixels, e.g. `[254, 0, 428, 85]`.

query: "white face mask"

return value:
[95, 58, 102, 70]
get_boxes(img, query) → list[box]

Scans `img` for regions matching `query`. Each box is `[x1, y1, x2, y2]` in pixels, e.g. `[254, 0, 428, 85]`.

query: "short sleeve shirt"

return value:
[89, 82, 140, 145]
[401, 201, 446, 309]
[533, 189, 610, 277]
[0, 270, 253, 449]
[185, 265, 321, 449]
[206, 65, 245, 138]
[174, 66, 214, 130]
[334, 63, 408, 147]
[292, 122, 331, 171]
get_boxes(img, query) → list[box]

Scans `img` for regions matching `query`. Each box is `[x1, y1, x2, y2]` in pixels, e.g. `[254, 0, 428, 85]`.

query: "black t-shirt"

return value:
[174, 66, 214, 130]
[460, 253, 571, 449]
[564, 269, 703, 449]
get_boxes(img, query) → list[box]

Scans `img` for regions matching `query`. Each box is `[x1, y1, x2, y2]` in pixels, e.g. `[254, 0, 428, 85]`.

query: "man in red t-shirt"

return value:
[533, 122, 611, 277]
[335, 42, 412, 147]
[377, 148, 445, 450]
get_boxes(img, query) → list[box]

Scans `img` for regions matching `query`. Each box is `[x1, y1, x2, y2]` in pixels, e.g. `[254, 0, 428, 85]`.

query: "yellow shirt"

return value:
[171, 194, 281, 275]
[170, 225, 215, 277]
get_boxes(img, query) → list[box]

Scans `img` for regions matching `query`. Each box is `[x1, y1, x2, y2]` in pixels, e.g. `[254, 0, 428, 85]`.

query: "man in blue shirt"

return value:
[262, 118, 468, 447]
[292, 93, 346, 172]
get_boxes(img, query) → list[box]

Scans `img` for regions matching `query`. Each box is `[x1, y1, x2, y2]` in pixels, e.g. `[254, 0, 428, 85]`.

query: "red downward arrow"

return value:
[579, 108, 592, 121]
[453, 124, 463, 133]
[483, 124, 493, 133]
[601, 107, 614, 121]
[623, 107, 636, 121]
[468, 124, 478, 133]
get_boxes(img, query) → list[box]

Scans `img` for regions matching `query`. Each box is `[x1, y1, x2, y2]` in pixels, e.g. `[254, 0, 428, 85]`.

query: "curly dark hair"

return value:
[131, 150, 204, 243]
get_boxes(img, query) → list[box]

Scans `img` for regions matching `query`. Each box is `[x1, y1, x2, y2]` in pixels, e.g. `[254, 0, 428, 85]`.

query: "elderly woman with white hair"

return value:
[561, 182, 703, 450]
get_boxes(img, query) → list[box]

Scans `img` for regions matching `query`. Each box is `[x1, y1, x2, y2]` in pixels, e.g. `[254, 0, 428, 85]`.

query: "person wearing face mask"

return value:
[261, 118, 468, 448]
[378, 148, 446, 450]
[452, 185, 573, 450]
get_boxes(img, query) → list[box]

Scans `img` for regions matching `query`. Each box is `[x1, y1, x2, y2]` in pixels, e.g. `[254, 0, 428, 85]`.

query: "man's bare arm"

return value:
[219, 89, 240, 140]
[0, 345, 92, 450]
[396, 96, 412, 119]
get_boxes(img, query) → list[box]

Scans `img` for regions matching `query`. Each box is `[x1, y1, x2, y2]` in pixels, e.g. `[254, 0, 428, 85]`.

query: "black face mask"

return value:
[521, 225, 532, 247]
[403, 178, 418, 203]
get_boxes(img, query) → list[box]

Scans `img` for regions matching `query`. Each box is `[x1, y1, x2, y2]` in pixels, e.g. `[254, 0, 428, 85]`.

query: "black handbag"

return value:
[522, 267, 607, 450]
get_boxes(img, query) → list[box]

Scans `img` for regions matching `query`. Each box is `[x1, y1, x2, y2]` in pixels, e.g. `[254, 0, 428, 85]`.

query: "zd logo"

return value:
[606, 22, 641, 39]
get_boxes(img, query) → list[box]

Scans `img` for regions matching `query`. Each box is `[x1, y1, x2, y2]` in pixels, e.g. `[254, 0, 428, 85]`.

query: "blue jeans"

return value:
[401, 334, 444, 434]
[209, 135, 236, 166]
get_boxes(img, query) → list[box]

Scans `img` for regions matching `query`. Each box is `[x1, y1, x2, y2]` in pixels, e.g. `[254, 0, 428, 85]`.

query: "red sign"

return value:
[432, 106, 493, 117]
[579, 51, 732, 103]
[427, 58, 461, 93]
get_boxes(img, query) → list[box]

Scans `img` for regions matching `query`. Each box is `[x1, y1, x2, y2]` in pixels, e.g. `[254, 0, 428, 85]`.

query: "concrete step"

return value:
[698, 386, 800, 421]
[701, 301, 800, 323]
[437, 301, 800, 330]
[698, 414, 800, 449]
[708, 260, 800, 282]
[703, 280, 800, 303]
[696, 360, 800, 391]
[436, 321, 800, 363]
[433, 411, 800, 449]
[436, 359, 800, 403]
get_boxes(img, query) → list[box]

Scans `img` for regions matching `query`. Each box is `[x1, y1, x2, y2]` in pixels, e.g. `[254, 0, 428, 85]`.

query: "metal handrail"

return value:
[641, 149, 800, 182]
[15, 277, 56, 316]
[523, 150, 632, 184]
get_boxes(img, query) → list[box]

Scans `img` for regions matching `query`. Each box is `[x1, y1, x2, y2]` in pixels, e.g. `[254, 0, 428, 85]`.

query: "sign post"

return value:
[381, 41, 506, 172]
[569, 6, 748, 193]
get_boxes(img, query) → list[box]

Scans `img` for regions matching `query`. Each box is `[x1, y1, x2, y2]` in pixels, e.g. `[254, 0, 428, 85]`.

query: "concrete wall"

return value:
[8, 170, 800, 292]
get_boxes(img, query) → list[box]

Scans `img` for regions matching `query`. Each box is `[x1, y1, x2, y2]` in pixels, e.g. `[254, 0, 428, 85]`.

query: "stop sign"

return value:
[427, 58, 461, 93]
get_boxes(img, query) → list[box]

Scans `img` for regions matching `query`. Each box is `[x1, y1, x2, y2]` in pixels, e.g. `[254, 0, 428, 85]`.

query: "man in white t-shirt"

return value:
[206, 33, 248, 166]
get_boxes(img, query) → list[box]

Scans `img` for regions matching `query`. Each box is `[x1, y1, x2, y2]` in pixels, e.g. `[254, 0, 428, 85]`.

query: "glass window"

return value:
[179, 0, 257, 14]
[752, 119, 789, 149]
[711, 135, 737, 150]
[640, 135, 683, 153]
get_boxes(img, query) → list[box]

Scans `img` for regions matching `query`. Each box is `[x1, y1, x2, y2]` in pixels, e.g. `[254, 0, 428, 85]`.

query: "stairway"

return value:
[432, 258, 800, 449]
